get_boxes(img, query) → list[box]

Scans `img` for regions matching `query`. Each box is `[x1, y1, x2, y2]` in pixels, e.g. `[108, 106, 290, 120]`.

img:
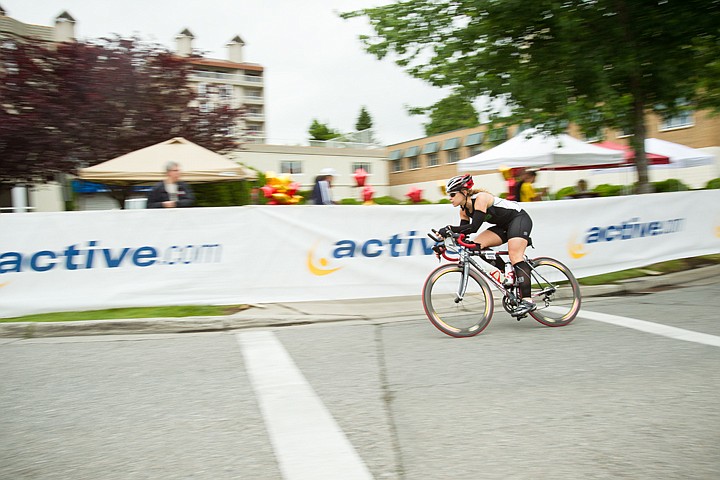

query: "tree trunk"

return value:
[632, 97, 652, 194]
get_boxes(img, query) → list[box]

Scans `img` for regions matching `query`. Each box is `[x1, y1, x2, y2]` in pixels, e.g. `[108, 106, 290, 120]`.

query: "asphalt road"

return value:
[1, 277, 718, 479]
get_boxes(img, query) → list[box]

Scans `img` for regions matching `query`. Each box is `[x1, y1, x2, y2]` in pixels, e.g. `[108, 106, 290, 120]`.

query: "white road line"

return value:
[236, 330, 374, 480]
[577, 308, 720, 348]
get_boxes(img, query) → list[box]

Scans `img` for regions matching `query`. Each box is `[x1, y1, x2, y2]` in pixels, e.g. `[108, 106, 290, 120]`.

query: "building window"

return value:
[404, 146, 420, 158]
[197, 82, 208, 95]
[389, 149, 403, 162]
[421, 142, 440, 155]
[219, 85, 233, 98]
[408, 156, 420, 169]
[463, 132, 484, 148]
[617, 127, 633, 138]
[660, 111, 694, 130]
[352, 162, 371, 174]
[391, 159, 403, 172]
[447, 150, 460, 163]
[468, 145, 483, 156]
[487, 127, 508, 144]
[427, 153, 439, 166]
[280, 161, 302, 174]
[442, 137, 461, 164]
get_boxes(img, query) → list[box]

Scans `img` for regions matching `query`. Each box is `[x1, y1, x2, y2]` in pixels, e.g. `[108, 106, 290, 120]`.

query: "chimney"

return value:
[175, 28, 194, 56]
[227, 35, 245, 63]
[53, 11, 76, 42]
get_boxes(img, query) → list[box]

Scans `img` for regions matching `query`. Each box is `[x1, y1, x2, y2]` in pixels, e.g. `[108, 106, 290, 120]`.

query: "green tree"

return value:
[308, 119, 341, 141]
[355, 106, 374, 131]
[409, 93, 479, 136]
[342, 1, 720, 193]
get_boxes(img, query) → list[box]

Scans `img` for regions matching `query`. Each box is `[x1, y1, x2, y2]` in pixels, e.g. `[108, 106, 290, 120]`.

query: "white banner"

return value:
[1, 190, 719, 317]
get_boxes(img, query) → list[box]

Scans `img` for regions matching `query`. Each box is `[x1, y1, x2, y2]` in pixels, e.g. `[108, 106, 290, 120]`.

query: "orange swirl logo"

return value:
[307, 242, 342, 276]
[567, 233, 589, 259]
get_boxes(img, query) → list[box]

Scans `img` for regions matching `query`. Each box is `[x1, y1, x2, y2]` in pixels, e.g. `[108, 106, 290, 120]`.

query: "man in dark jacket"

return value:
[311, 167, 336, 205]
[147, 161, 195, 208]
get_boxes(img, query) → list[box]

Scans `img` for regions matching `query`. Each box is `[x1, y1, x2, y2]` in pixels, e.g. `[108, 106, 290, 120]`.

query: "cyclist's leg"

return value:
[474, 228, 503, 249]
[506, 214, 534, 311]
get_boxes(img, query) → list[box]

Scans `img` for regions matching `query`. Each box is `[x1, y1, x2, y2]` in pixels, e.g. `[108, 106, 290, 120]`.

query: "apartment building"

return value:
[175, 29, 266, 141]
[387, 111, 720, 200]
[0, 5, 75, 43]
[0, 6, 77, 212]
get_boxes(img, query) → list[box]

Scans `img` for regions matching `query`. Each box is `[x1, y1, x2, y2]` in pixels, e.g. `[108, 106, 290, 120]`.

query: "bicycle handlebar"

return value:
[427, 230, 442, 243]
[456, 234, 477, 249]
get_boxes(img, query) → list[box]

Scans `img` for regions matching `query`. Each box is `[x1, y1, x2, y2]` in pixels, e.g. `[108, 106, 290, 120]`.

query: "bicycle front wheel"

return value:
[422, 264, 494, 337]
[528, 257, 581, 327]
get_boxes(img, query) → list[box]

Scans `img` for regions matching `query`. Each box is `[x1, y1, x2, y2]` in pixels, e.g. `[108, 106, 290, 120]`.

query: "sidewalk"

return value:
[2, 264, 719, 339]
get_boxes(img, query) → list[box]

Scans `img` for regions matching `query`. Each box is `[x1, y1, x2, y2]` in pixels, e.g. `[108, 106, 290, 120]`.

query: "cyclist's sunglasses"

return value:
[449, 192, 458, 198]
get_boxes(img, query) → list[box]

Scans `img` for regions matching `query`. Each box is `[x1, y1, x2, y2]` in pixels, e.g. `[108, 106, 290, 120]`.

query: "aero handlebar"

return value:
[456, 234, 476, 249]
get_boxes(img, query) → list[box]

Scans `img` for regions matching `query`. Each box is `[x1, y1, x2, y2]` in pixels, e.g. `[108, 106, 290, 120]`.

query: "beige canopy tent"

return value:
[77, 137, 257, 184]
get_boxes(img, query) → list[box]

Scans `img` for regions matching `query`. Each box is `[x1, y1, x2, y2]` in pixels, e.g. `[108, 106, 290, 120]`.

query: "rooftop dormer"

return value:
[227, 35, 245, 63]
[175, 28, 194, 56]
[53, 10, 76, 42]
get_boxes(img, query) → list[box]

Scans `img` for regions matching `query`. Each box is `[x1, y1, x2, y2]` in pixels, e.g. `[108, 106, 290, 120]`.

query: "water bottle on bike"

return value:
[503, 262, 515, 287]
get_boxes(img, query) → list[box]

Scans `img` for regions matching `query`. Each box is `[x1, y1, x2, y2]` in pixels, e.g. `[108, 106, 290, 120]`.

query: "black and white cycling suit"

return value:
[451, 195, 533, 245]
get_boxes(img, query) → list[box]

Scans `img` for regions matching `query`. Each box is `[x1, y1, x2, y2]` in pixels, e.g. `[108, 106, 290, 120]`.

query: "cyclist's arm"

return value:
[451, 209, 486, 234]
[450, 192, 494, 234]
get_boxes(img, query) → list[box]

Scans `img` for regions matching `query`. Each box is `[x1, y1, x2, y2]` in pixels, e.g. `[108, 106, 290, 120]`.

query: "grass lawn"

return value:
[0, 305, 249, 323]
[577, 254, 720, 285]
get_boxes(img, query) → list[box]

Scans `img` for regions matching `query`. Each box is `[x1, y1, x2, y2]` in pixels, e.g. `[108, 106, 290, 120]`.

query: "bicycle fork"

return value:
[455, 260, 471, 303]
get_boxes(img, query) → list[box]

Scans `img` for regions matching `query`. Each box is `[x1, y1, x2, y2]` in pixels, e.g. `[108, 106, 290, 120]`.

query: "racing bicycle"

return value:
[422, 230, 581, 337]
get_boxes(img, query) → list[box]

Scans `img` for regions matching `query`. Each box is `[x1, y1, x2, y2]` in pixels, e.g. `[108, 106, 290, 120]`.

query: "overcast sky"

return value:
[3, 0, 449, 145]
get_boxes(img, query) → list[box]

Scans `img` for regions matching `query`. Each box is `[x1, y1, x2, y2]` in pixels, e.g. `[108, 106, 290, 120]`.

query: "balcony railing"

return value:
[190, 70, 264, 85]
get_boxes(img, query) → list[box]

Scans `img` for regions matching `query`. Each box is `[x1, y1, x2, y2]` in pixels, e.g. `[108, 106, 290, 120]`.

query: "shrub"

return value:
[554, 186, 577, 200]
[593, 183, 626, 197]
[653, 178, 689, 193]
[373, 195, 402, 205]
[193, 181, 252, 207]
[297, 189, 312, 204]
[704, 178, 720, 189]
[437, 198, 451, 204]
[339, 198, 361, 205]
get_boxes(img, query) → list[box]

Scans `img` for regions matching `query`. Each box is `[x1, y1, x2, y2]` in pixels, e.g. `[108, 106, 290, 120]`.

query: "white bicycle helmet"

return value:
[446, 174, 474, 193]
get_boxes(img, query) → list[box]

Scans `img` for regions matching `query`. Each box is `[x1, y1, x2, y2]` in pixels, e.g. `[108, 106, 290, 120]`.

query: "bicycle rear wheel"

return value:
[527, 257, 581, 327]
[422, 264, 494, 337]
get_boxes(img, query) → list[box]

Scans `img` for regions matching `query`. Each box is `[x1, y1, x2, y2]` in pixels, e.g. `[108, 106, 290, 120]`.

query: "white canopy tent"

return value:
[457, 129, 625, 172]
[644, 138, 715, 168]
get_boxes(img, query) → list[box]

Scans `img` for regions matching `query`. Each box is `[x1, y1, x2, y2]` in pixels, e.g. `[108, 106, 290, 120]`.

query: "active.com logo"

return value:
[0, 240, 223, 274]
[568, 217, 685, 259]
[307, 231, 436, 276]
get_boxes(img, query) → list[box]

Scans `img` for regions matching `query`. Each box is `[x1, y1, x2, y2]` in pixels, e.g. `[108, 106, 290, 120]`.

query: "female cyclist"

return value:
[438, 174, 537, 317]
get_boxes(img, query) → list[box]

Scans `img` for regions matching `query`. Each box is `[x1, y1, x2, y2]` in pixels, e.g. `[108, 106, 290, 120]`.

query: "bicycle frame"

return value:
[438, 233, 560, 308]
[440, 235, 523, 306]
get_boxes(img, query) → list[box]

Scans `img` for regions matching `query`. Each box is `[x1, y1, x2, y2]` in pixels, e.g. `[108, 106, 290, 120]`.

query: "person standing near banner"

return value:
[311, 167, 336, 205]
[518, 169, 546, 202]
[147, 161, 196, 208]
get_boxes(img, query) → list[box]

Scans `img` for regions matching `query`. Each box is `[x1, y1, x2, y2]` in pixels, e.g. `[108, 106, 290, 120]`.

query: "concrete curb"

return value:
[2, 264, 719, 339]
